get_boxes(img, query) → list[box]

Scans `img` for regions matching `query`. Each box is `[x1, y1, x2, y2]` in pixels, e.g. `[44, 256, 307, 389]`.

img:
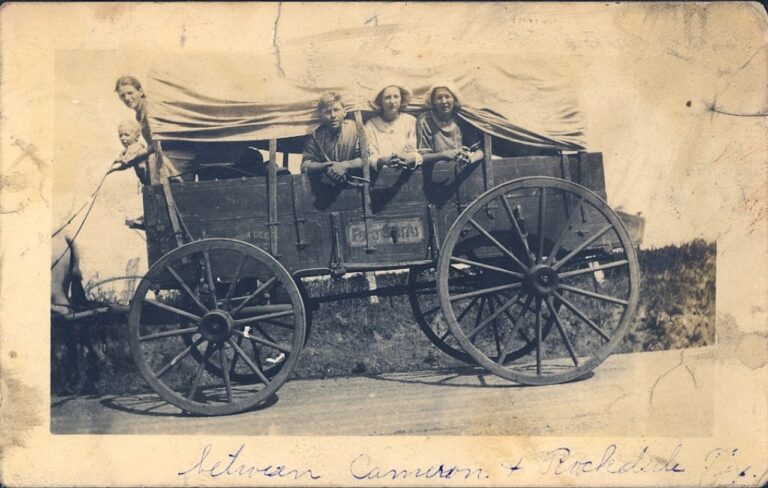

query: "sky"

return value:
[49, 3, 767, 293]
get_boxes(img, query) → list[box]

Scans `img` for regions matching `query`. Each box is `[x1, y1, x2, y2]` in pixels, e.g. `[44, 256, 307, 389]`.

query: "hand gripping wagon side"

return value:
[127, 57, 644, 416]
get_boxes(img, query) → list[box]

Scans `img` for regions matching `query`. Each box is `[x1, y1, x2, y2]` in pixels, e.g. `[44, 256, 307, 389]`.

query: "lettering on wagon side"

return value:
[347, 219, 424, 247]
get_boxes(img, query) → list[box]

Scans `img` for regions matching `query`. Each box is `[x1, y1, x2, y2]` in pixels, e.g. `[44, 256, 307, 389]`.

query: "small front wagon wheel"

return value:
[128, 238, 306, 415]
[437, 177, 639, 385]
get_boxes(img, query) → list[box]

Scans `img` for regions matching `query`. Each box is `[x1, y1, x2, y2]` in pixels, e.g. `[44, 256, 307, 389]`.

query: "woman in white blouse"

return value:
[364, 84, 423, 170]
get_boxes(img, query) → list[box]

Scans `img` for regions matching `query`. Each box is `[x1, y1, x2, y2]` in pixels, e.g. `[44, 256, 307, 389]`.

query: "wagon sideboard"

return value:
[143, 152, 615, 277]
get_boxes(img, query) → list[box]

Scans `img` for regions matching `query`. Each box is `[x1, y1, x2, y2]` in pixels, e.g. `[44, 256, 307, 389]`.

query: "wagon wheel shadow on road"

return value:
[99, 391, 279, 417]
[368, 365, 593, 388]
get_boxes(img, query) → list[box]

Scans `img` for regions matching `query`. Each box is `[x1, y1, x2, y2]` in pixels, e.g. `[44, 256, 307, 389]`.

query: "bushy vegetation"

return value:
[619, 239, 716, 353]
[51, 240, 716, 396]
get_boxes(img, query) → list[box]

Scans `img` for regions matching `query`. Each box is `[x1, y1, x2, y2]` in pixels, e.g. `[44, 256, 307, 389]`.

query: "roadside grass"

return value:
[51, 239, 715, 396]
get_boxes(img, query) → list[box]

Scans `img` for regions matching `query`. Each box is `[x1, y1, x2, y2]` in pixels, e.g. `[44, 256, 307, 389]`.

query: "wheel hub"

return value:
[198, 309, 235, 342]
[527, 265, 559, 295]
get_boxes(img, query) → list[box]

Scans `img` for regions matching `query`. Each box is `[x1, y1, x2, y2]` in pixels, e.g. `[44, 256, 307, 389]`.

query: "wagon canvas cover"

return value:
[146, 22, 586, 151]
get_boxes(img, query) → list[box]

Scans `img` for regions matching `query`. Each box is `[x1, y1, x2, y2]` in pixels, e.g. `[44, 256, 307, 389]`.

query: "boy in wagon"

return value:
[301, 91, 364, 183]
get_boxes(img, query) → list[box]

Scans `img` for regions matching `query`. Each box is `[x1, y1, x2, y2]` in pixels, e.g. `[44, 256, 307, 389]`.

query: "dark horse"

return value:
[51, 234, 102, 395]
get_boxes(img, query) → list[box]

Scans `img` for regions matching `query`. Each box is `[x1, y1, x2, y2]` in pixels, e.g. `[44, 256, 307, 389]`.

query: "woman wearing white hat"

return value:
[417, 82, 484, 165]
[364, 84, 422, 170]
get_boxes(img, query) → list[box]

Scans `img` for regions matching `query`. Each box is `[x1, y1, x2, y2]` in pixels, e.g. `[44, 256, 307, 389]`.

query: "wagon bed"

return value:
[144, 152, 614, 274]
[127, 131, 639, 415]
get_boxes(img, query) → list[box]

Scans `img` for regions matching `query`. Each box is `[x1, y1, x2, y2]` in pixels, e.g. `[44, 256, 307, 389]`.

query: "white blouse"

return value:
[364, 113, 419, 164]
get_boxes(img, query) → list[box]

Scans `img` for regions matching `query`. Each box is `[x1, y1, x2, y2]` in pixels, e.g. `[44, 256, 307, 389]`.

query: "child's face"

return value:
[119, 128, 140, 148]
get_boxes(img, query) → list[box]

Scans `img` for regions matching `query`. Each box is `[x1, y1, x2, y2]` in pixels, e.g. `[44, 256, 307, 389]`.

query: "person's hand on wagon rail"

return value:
[301, 91, 365, 184]
[381, 151, 423, 172]
[365, 83, 421, 172]
[416, 82, 485, 166]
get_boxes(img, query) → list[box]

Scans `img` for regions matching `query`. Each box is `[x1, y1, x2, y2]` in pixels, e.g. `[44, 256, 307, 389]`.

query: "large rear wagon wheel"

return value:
[128, 238, 305, 415]
[437, 177, 639, 385]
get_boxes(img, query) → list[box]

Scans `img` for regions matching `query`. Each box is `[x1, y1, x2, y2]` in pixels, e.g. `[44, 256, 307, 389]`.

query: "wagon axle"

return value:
[527, 265, 560, 295]
[198, 310, 235, 342]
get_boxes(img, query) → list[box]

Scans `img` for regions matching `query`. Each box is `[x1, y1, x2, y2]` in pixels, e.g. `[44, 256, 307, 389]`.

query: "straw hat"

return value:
[369, 82, 413, 111]
[423, 81, 463, 109]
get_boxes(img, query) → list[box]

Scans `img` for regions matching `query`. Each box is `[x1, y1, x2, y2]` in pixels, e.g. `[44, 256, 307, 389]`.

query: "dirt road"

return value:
[51, 347, 713, 436]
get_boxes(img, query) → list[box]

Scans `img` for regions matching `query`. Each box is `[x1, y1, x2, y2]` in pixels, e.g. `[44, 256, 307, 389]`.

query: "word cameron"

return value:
[179, 444, 321, 481]
[350, 453, 491, 481]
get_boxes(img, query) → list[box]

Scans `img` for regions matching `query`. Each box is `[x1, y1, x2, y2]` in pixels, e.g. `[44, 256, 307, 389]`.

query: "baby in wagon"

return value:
[110, 118, 148, 185]
[109, 119, 147, 229]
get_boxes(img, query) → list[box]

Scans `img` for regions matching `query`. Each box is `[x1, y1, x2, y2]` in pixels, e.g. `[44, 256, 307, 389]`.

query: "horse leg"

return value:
[76, 322, 101, 395]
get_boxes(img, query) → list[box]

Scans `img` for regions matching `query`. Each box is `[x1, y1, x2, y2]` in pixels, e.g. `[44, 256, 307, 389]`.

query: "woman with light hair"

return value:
[417, 82, 484, 165]
[364, 83, 422, 170]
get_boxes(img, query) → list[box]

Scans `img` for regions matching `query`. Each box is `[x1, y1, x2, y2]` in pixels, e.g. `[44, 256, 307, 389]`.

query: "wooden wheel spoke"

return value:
[251, 341, 265, 373]
[467, 292, 520, 339]
[139, 327, 198, 342]
[545, 297, 579, 367]
[230, 277, 277, 315]
[259, 319, 296, 330]
[166, 266, 209, 314]
[228, 338, 271, 385]
[234, 309, 294, 326]
[473, 298, 487, 338]
[494, 294, 531, 364]
[219, 347, 232, 403]
[456, 295, 481, 322]
[450, 256, 525, 279]
[500, 195, 533, 264]
[143, 299, 201, 323]
[535, 297, 543, 375]
[559, 260, 628, 278]
[450, 282, 522, 302]
[545, 197, 584, 265]
[253, 324, 279, 346]
[235, 304, 294, 314]
[202, 250, 219, 309]
[537, 187, 546, 264]
[188, 341, 216, 400]
[552, 291, 611, 341]
[489, 302, 503, 357]
[224, 253, 247, 310]
[233, 329, 292, 354]
[558, 283, 628, 306]
[518, 294, 535, 320]
[156, 336, 203, 378]
[229, 334, 244, 374]
[552, 223, 614, 270]
[467, 218, 529, 272]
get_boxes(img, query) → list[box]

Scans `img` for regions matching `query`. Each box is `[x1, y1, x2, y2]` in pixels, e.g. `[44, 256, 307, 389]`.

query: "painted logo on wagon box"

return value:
[347, 219, 424, 247]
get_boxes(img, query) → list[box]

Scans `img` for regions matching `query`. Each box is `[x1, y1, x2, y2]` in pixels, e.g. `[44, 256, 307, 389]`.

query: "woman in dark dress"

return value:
[417, 82, 484, 165]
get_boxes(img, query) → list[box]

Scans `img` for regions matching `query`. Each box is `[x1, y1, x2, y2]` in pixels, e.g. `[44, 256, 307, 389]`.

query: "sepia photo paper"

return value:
[1, 2, 767, 487]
